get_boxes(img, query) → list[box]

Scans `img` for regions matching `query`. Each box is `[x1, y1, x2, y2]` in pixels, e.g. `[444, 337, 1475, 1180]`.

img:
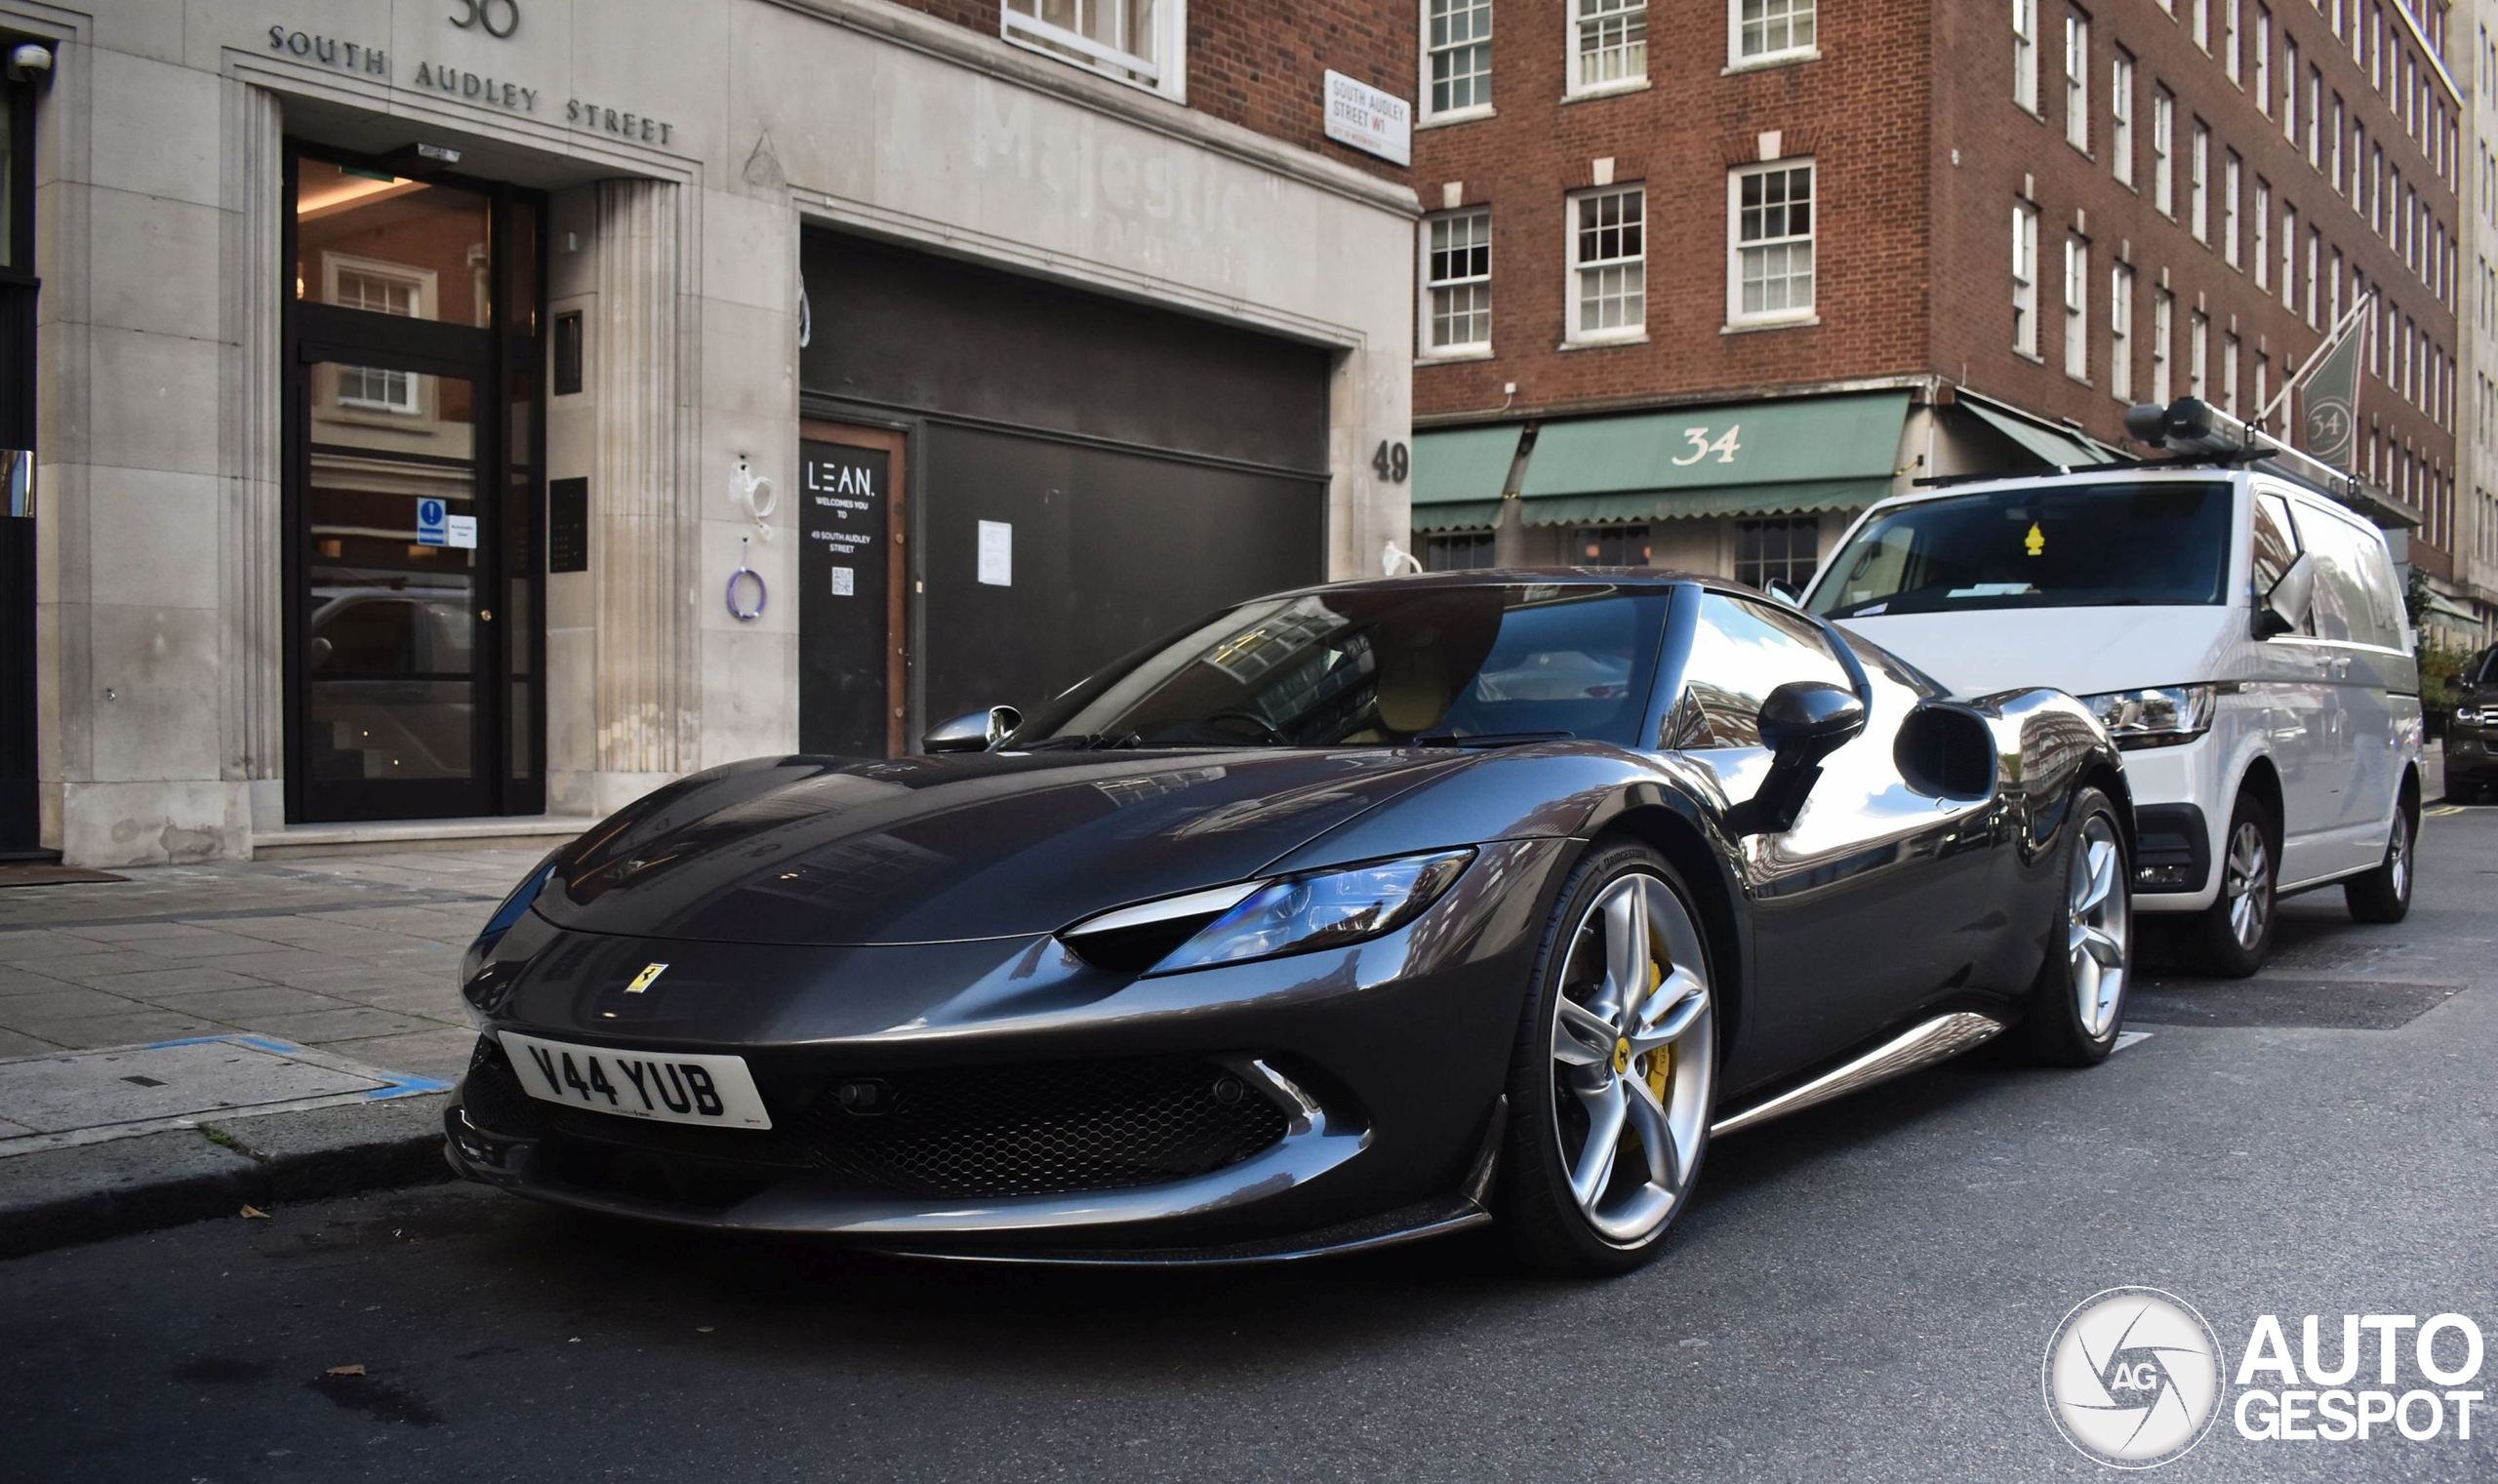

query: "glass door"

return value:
[301, 357, 486, 815]
[285, 148, 543, 822]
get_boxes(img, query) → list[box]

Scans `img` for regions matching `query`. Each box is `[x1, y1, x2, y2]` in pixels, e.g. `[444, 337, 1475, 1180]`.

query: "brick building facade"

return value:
[1408, 0, 2456, 592]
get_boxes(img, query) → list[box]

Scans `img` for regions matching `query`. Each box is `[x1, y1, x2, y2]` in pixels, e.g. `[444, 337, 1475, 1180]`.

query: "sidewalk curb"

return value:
[0, 1093, 454, 1261]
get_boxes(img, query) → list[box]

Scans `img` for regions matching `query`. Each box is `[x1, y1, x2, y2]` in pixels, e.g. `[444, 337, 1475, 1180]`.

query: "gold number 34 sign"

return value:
[450, 0, 519, 39]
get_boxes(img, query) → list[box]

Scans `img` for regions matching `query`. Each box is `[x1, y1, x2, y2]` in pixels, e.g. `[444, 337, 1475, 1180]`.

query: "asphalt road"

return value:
[6, 807, 2495, 1483]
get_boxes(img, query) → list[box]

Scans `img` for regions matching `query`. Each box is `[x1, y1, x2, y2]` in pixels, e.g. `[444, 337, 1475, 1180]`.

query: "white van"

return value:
[1802, 462, 2422, 976]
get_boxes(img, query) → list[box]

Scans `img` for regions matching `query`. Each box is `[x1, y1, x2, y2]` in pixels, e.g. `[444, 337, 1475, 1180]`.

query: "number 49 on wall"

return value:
[1372, 441, 1409, 482]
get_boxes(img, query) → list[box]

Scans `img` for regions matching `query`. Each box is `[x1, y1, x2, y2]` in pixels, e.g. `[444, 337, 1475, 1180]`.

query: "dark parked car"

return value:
[446, 573, 2134, 1273]
[2448, 644, 2498, 802]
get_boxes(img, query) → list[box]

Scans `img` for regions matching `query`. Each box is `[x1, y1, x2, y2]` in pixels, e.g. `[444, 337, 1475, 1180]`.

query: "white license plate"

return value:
[499, 1031, 773, 1130]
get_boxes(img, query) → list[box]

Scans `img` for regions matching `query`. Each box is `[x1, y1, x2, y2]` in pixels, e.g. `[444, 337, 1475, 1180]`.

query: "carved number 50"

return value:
[451, 0, 520, 38]
[1671, 425, 1743, 466]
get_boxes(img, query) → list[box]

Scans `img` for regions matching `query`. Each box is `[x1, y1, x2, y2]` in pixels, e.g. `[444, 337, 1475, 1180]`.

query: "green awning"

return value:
[1411, 499, 1507, 532]
[1515, 391, 1910, 519]
[1960, 398, 2111, 467]
[1413, 425, 1523, 509]
[1514, 476, 1893, 526]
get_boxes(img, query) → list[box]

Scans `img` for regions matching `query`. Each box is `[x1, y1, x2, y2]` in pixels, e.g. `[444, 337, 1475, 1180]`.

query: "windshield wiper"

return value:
[1413, 731, 1575, 748]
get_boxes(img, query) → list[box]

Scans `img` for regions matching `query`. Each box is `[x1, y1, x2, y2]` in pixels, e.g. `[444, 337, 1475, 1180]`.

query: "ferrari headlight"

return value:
[461, 854, 560, 1020]
[1150, 850, 1475, 973]
[2080, 685, 2217, 749]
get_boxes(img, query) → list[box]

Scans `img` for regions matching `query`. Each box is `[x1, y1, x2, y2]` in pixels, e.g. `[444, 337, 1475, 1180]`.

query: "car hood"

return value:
[534, 748, 1477, 946]
[1834, 606, 2239, 698]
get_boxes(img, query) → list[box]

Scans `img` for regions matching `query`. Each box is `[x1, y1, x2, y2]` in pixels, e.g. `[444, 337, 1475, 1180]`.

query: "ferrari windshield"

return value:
[1015, 584, 1672, 748]
[1806, 480, 2233, 618]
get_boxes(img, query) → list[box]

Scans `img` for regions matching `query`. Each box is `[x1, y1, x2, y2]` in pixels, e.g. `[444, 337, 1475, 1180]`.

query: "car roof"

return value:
[1290, 568, 1716, 599]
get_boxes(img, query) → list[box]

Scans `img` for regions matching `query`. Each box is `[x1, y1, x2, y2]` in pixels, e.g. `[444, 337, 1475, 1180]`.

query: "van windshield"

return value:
[1806, 481, 2233, 618]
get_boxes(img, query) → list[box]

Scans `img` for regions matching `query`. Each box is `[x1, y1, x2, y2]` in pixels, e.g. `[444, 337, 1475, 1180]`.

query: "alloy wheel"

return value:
[2223, 820, 2272, 950]
[2067, 814, 2129, 1038]
[1548, 872, 1716, 1245]
[2387, 811, 2412, 901]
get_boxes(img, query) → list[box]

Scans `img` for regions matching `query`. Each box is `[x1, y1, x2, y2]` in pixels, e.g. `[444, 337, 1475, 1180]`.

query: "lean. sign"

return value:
[1323, 71, 1410, 167]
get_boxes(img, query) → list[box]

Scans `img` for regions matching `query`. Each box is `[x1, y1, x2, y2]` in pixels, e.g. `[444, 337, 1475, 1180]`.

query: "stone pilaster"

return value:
[219, 81, 284, 833]
[590, 178, 697, 805]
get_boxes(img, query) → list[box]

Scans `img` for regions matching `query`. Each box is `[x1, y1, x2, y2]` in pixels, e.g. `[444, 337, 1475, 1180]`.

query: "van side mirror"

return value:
[2255, 551, 2316, 640]
[1727, 681, 1866, 836]
[922, 704, 1021, 754]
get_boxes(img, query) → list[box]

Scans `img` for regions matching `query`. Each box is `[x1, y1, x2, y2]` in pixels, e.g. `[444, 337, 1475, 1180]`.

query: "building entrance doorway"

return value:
[284, 148, 544, 822]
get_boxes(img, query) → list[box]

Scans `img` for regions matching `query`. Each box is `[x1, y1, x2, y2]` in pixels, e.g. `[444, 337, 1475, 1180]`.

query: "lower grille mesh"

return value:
[459, 1040, 1291, 1203]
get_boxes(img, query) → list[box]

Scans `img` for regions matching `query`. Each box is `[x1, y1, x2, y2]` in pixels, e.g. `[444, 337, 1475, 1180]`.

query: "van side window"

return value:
[2293, 506, 2402, 650]
[1670, 593, 1854, 748]
[2249, 492, 2301, 597]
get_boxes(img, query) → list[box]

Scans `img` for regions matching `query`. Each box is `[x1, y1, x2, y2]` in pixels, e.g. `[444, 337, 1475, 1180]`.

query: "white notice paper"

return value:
[830, 565, 855, 597]
[977, 520, 1012, 586]
[445, 515, 478, 549]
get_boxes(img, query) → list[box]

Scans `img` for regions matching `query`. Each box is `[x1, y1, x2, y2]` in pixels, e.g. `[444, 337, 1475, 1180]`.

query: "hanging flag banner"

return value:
[2297, 308, 2366, 472]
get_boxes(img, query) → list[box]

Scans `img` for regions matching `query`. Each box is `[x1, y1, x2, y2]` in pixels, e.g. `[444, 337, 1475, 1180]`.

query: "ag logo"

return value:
[2043, 1287, 2226, 1468]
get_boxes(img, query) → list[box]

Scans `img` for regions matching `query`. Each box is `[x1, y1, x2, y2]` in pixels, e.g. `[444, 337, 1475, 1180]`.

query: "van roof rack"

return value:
[1910, 397, 2405, 524]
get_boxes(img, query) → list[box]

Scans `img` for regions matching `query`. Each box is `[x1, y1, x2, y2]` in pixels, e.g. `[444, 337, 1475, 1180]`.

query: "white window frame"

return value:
[2111, 261, 2135, 400]
[2064, 235, 2090, 379]
[2193, 0, 2210, 52]
[1568, 184, 1646, 342]
[2284, 37, 2299, 140]
[1421, 208, 1493, 357]
[2256, 7, 2274, 114]
[2065, 9, 2091, 149]
[2281, 201, 2297, 307]
[1001, 0, 1188, 102]
[2153, 88, 2175, 216]
[1727, 159, 1818, 327]
[2189, 309, 2209, 397]
[2014, 201, 2041, 356]
[1730, 0, 1818, 67]
[2111, 51, 2136, 182]
[1569, 0, 1649, 96]
[1423, 0, 1496, 121]
[322, 254, 434, 417]
[2224, 150, 2242, 265]
[2152, 288, 2174, 402]
[2306, 226, 2319, 326]
[2225, 0, 2242, 82]
[2255, 177, 2272, 287]
[2191, 121, 2210, 240]
[2223, 332, 2241, 413]
[2014, 0, 2040, 113]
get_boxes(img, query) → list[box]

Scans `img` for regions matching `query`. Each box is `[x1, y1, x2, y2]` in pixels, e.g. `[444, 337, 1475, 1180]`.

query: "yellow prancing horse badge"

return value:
[624, 962, 669, 994]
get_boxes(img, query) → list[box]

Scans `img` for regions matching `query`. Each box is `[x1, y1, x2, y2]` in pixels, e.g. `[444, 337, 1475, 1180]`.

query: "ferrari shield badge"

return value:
[624, 962, 670, 995]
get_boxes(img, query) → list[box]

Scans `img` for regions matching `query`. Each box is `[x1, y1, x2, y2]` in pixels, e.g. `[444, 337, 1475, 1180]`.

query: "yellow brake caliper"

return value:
[1638, 960, 1672, 1103]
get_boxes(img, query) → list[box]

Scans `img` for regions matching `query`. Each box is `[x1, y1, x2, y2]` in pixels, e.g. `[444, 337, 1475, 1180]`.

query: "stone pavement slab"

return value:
[0, 846, 550, 1257]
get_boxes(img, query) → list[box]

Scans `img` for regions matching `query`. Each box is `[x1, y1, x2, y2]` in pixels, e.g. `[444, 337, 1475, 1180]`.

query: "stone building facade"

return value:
[0, 0, 1421, 865]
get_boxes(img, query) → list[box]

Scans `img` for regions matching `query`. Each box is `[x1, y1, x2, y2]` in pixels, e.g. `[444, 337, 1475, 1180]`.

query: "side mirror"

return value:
[1728, 681, 1866, 836]
[922, 704, 1021, 754]
[2255, 551, 2316, 640]
[1764, 579, 1802, 607]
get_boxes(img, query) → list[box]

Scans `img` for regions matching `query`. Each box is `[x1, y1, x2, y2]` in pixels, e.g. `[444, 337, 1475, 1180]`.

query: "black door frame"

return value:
[0, 65, 40, 858]
[280, 141, 546, 823]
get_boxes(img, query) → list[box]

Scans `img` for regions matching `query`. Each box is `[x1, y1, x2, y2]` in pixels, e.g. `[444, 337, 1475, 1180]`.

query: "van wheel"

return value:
[2180, 794, 2276, 978]
[2343, 807, 2414, 924]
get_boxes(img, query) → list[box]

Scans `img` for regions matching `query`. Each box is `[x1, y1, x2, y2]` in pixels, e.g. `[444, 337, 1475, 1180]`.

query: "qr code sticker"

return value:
[830, 566, 855, 597]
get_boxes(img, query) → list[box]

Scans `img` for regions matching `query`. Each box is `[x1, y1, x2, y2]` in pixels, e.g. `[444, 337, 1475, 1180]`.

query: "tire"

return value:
[1496, 843, 1717, 1276]
[2343, 803, 2415, 923]
[2024, 787, 2131, 1067]
[2180, 792, 2278, 978]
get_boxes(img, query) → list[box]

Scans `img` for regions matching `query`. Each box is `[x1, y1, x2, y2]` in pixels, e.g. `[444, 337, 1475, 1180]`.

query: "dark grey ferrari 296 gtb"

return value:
[447, 572, 2136, 1273]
